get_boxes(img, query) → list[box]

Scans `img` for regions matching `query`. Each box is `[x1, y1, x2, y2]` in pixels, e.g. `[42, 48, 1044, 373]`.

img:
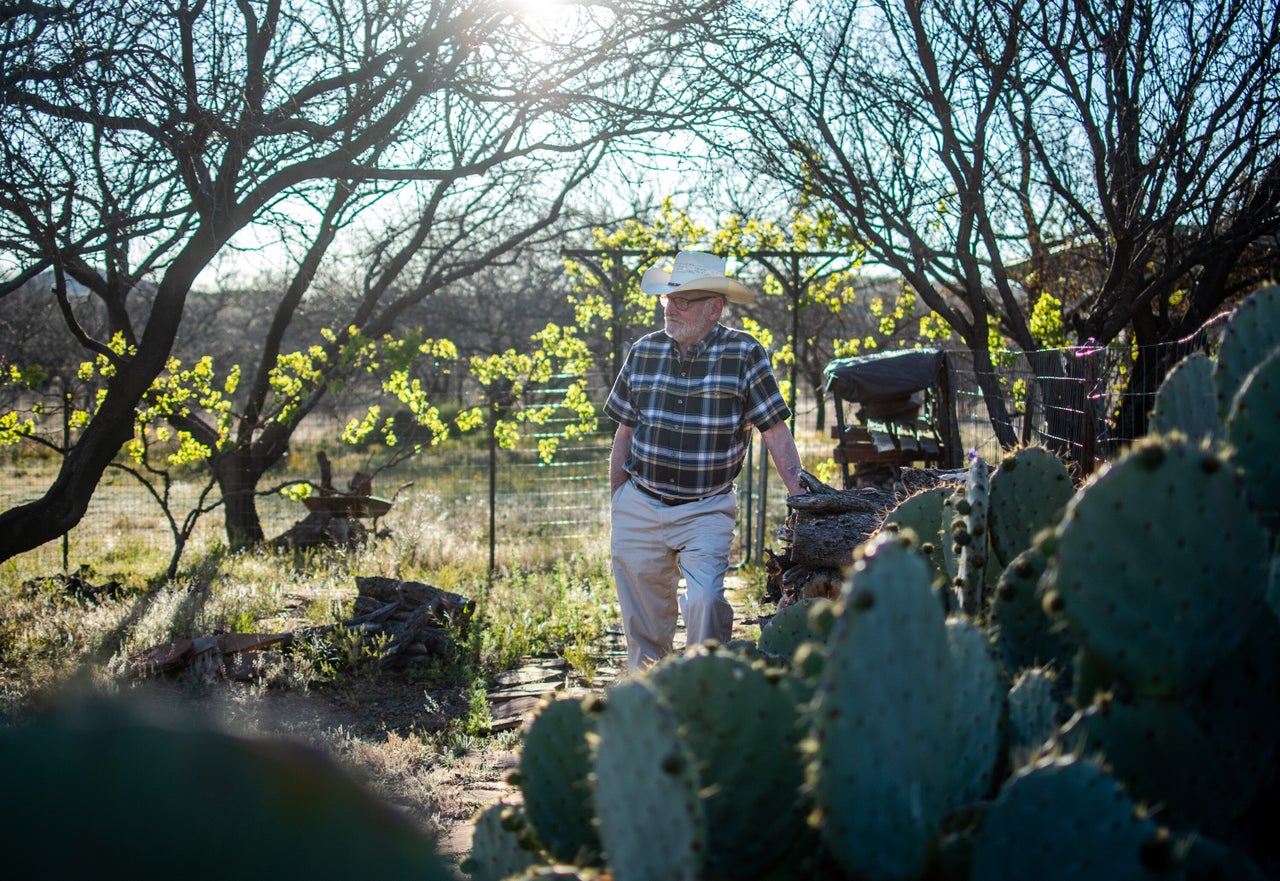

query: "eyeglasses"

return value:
[660, 294, 722, 311]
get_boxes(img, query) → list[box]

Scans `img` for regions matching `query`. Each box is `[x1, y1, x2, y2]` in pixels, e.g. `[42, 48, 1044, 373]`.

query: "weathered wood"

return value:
[785, 487, 893, 517]
[774, 467, 965, 598]
[355, 576, 474, 622]
[776, 565, 844, 608]
[786, 513, 883, 569]
[126, 576, 473, 678]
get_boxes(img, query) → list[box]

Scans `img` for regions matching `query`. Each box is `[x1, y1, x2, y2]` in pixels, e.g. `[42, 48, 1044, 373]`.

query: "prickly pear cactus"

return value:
[951, 455, 991, 616]
[1064, 695, 1247, 841]
[1181, 608, 1280, 810]
[1005, 667, 1061, 768]
[757, 596, 834, 661]
[811, 532, 986, 881]
[1225, 347, 1280, 530]
[591, 680, 704, 881]
[517, 695, 602, 866]
[970, 755, 1175, 881]
[989, 546, 1074, 675]
[1149, 351, 1222, 442]
[1042, 438, 1271, 696]
[1213, 283, 1280, 418]
[646, 649, 810, 880]
[465, 801, 540, 881]
[987, 446, 1074, 570]
[879, 484, 952, 590]
[1067, 606, 1280, 842]
[0, 696, 454, 880]
[943, 618, 1003, 805]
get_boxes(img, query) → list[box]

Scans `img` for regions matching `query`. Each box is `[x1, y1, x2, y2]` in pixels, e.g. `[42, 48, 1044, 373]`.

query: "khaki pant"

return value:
[610, 479, 738, 673]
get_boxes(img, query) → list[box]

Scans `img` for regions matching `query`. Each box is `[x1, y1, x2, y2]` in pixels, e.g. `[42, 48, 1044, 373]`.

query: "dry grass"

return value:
[0, 424, 803, 870]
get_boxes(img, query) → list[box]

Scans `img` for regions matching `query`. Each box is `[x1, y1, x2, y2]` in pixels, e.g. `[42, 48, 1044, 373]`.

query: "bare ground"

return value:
[139, 574, 764, 879]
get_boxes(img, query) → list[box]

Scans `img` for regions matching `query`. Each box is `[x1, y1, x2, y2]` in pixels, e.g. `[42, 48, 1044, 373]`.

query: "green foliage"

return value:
[463, 673, 494, 737]
[1028, 292, 1068, 348]
[475, 557, 614, 676]
[469, 323, 598, 462]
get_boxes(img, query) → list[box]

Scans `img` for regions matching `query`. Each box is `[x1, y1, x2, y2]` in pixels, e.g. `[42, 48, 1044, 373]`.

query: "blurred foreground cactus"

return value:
[0, 695, 455, 880]
[469, 284, 1280, 880]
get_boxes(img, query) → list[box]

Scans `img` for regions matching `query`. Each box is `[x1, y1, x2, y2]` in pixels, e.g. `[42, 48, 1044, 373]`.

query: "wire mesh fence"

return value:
[1, 325, 1227, 575]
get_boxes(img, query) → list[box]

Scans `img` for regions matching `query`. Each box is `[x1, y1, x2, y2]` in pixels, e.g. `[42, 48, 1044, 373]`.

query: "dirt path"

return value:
[431, 573, 765, 870]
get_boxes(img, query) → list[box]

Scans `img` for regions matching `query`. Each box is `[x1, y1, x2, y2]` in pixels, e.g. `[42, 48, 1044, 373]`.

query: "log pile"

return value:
[125, 576, 473, 679]
[767, 468, 964, 609]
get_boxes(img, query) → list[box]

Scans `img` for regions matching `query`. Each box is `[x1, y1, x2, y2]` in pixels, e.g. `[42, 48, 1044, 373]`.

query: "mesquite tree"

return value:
[0, 0, 747, 559]
[725, 0, 1280, 451]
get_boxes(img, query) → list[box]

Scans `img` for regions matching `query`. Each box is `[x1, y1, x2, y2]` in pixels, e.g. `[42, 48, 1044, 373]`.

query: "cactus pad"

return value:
[1213, 283, 1280, 418]
[647, 650, 809, 879]
[990, 546, 1074, 675]
[1225, 347, 1280, 530]
[0, 696, 453, 880]
[591, 680, 704, 881]
[758, 597, 834, 661]
[811, 532, 965, 880]
[466, 801, 540, 881]
[943, 618, 1003, 805]
[880, 484, 953, 589]
[518, 696, 602, 865]
[987, 446, 1074, 570]
[1043, 438, 1270, 695]
[1005, 667, 1062, 767]
[1067, 695, 1249, 839]
[970, 755, 1170, 881]
[953, 456, 992, 616]
[1150, 351, 1222, 442]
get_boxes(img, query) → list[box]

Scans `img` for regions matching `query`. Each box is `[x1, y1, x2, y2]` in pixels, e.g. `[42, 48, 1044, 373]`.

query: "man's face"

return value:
[662, 293, 723, 348]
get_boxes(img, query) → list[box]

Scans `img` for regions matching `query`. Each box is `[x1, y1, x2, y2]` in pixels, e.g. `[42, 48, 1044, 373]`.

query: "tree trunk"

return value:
[970, 345, 1020, 449]
[213, 452, 267, 550]
[0, 261, 203, 563]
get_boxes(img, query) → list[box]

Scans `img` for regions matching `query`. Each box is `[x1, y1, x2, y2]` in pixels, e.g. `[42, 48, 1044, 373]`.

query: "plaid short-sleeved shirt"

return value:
[604, 323, 791, 500]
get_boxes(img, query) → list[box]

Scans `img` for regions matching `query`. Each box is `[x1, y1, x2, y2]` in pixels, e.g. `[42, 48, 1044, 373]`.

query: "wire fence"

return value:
[946, 316, 1227, 473]
[0, 324, 1227, 576]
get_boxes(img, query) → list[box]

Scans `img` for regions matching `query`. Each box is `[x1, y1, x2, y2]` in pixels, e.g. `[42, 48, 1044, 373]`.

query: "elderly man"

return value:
[604, 250, 806, 672]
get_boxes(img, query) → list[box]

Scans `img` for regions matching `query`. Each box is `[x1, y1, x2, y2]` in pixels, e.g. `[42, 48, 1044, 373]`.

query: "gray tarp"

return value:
[823, 348, 945, 403]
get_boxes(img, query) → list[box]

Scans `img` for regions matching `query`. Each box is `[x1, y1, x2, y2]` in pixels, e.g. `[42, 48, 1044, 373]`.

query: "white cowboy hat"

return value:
[639, 250, 754, 305]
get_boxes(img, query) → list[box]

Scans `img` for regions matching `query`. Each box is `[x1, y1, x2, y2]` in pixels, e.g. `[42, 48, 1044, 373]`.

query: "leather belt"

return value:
[633, 481, 731, 507]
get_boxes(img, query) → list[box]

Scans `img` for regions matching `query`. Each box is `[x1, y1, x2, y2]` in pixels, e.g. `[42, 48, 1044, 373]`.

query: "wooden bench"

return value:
[832, 417, 944, 470]
[824, 348, 961, 489]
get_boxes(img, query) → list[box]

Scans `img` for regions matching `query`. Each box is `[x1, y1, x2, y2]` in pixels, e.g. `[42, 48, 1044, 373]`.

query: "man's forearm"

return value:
[760, 421, 805, 497]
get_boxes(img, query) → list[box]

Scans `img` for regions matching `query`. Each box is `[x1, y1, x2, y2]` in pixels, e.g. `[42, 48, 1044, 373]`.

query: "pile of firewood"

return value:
[125, 576, 473, 680]
[766, 468, 963, 609]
